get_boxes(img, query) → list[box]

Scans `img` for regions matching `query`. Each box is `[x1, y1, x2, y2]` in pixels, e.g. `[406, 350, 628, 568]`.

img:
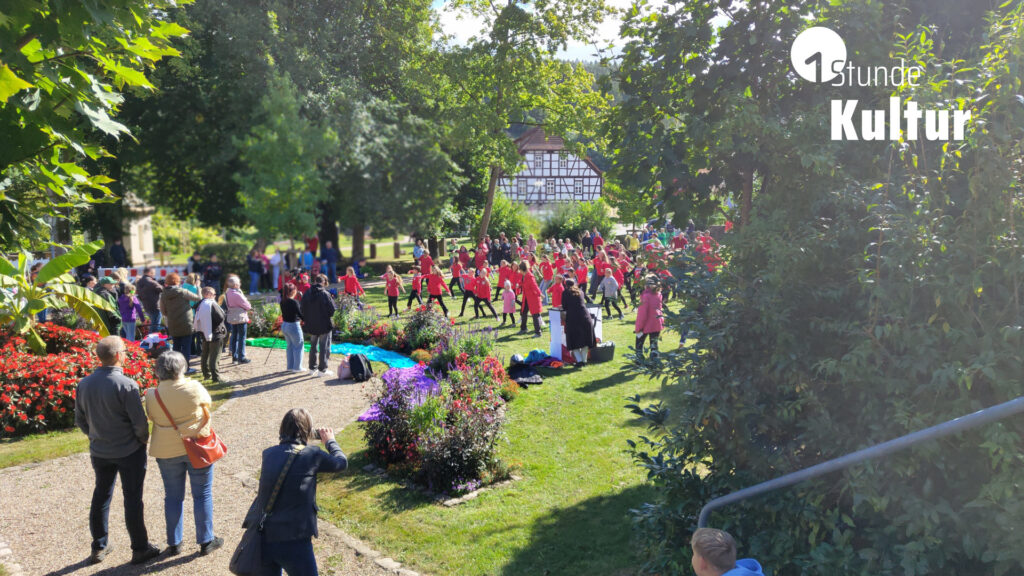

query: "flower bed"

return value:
[360, 355, 516, 495]
[0, 324, 157, 437]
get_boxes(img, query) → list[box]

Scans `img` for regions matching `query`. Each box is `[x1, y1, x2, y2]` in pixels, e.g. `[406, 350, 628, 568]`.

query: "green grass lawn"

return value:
[0, 376, 236, 470]
[317, 289, 681, 575]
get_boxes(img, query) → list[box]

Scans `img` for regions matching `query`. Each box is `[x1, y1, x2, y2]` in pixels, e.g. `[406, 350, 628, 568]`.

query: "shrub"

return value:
[199, 242, 251, 279]
[540, 198, 614, 243]
[429, 327, 496, 374]
[246, 303, 281, 339]
[409, 348, 433, 365]
[369, 320, 405, 351]
[498, 379, 521, 402]
[1, 324, 157, 437]
[362, 364, 439, 466]
[404, 305, 454, 351]
[469, 191, 540, 240]
[339, 308, 381, 343]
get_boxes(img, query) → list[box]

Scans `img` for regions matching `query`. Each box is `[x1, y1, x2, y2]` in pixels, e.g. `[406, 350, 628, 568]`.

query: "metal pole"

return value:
[697, 395, 1024, 528]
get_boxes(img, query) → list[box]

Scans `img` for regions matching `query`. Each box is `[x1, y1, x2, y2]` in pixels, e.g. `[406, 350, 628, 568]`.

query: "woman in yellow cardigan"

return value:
[144, 351, 223, 557]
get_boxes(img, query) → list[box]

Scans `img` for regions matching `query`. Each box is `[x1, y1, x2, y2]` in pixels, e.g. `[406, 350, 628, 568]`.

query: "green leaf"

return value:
[35, 241, 105, 286]
[0, 64, 33, 102]
[49, 283, 117, 313]
[74, 101, 131, 138]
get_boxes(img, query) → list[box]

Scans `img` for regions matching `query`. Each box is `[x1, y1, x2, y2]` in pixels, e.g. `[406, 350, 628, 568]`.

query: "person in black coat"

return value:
[561, 279, 596, 364]
[299, 275, 337, 374]
[109, 238, 128, 267]
[244, 409, 347, 575]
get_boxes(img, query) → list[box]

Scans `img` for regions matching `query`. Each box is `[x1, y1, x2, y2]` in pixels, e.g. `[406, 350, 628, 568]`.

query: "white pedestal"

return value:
[548, 305, 602, 360]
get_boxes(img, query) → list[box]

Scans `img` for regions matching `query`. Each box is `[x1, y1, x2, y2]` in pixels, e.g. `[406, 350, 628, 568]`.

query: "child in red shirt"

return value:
[547, 274, 565, 308]
[343, 266, 365, 297]
[494, 261, 511, 301]
[382, 269, 405, 316]
[425, 266, 451, 315]
[539, 257, 554, 306]
[458, 267, 477, 317]
[449, 260, 463, 294]
[473, 270, 497, 319]
[406, 266, 424, 309]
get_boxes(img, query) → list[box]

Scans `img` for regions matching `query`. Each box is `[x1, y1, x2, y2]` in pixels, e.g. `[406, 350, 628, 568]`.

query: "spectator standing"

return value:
[561, 279, 596, 364]
[75, 336, 161, 565]
[94, 277, 122, 336]
[224, 276, 253, 364]
[202, 254, 223, 291]
[109, 238, 128, 267]
[301, 249, 314, 271]
[193, 287, 228, 382]
[269, 250, 283, 291]
[144, 352, 223, 557]
[136, 268, 163, 328]
[635, 276, 665, 359]
[321, 241, 340, 283]
[582, 230, 593, 257]
[118, 284, 145, 342]
[246, 249, 263, 295]
[160, 273, 202, 372]
[300, 274, 337, 375]
[690, 528, 764, 576]
[279, 283, 305, 372]
[187, 250, 204, 275]
[245, 409, 347, 575]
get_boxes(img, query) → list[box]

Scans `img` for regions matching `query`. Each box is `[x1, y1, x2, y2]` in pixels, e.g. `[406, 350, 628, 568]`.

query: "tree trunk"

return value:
[428, 237, 438, 259]
[478, 165, 500, 242]
[740, 169, 754, 229]
[351, 220, 365, 261]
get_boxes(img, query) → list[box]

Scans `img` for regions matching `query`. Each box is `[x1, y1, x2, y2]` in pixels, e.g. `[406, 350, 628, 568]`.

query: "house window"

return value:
[559, 152, 568, 170]
[545, 179, 555, 197]
[516, 178, 526, 199]
[574, 179, 584, 198]
[533, 151, 543, 170]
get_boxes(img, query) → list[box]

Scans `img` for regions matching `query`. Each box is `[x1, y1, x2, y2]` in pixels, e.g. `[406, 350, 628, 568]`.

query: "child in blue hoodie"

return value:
[690, 528, 764, 576]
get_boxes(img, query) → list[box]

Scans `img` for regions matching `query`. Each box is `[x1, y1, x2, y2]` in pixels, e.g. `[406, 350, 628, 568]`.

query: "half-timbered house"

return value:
[497, 127, 603, 209]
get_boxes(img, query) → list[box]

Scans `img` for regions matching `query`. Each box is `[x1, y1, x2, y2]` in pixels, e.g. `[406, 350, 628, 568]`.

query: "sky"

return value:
[430, 0, 667, 62]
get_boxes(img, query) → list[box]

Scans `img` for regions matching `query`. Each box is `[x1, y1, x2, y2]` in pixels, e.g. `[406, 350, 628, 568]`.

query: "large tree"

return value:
[441, 0, 613, 242]
[0, 0, 191, 249]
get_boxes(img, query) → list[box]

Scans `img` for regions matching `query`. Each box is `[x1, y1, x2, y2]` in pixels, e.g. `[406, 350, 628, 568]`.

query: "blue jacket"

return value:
[724, 559, 765, 576]
[245, 438, 348, 543]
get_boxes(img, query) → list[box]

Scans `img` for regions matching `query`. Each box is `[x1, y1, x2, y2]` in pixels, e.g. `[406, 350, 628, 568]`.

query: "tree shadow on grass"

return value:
[575, 370, 632, 394]
[500, 485, 655, 576]
[329, 448, 435, 513]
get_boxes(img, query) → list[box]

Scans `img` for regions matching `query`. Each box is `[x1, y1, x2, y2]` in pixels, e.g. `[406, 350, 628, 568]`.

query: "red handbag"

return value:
[154, 389, 227, 468]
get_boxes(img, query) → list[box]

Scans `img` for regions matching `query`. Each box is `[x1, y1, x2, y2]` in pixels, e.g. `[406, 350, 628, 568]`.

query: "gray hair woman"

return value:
[223, 274, 253, 364]
[144, 352, 223, 556]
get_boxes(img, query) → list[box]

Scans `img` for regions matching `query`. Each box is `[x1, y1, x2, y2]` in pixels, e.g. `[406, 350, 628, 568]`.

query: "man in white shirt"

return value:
[193, 287, 228, 383]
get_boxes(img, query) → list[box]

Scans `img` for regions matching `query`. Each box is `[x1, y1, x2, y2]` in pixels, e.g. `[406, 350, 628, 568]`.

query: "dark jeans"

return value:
[519, 310, 542, 335]
[309, 332, 330, 371]
[201, 338, 222, 381]
[458, 290, 475, 316]
[636, 331, 661, 354]
[427, 294, 448, 315]
[387, 296, 399, 316]
[230, 323, 248, 360]
[90, 446, 150, 552]
[172, 334, 193, 366]
[260, 538, 318, 576]
[474, 297, 496, 318]
[602, 295, 622, 317]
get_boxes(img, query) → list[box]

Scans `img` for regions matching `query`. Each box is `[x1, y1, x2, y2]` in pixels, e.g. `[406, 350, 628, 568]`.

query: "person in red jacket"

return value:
[547, 273, 565, 308]
[517, 261, 543, 338]
[419, 251, 434, 281]
[425, 266, 451, 315]
[458, 246, 471, 268]
[406, 266, 424, 309]
[381, 269, 405, 317]
[458, 267, 477, 317]
[343, 266, 365, 298]
[472, 270, 497, 319]
[574, 259, 591, 303]
[634, 276, 665, 360]
[473, 248, 487, 270]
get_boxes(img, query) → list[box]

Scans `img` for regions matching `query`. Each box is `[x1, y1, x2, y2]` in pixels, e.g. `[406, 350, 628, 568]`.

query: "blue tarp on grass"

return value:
[246, 338, 417, 369]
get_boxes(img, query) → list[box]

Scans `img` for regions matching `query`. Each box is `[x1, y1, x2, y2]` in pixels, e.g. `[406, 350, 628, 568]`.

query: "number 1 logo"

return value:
[791, 27, 847, 84]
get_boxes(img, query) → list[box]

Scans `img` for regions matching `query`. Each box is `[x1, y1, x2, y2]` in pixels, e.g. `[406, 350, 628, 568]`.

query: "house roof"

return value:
[511, 126, 603, 175]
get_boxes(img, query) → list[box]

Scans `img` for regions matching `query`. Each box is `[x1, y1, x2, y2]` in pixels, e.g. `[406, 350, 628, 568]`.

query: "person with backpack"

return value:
[300, 274, 337, 376]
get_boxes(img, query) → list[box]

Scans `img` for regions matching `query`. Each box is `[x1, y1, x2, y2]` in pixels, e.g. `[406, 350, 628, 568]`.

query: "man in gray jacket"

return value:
[75, 336, 161, 565]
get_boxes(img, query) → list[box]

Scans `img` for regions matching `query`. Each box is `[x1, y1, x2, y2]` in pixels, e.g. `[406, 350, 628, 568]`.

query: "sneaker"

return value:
[517, 329, 528, 335]
[199, 536, 224, 556]
[164, 544, 181, 557]
[89, 545, 113, 565]
[185, 369, 198, 375]
[308, 368, 319, 374]
[211, 377, 231, 384]
[130, 544, 162, 565]
[238, 357, 252, 364]
[318, 369, 329, 377]
[532, 332, 542, 338]
[232, 356, 239, 363]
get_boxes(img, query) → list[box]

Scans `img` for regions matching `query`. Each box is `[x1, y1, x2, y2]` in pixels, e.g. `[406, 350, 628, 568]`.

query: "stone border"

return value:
[0, 535, 25, 576]
[361, 464, 521, 507]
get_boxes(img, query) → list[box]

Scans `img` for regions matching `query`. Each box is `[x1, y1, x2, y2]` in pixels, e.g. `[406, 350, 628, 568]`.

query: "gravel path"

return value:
[0, 348, 399, 576]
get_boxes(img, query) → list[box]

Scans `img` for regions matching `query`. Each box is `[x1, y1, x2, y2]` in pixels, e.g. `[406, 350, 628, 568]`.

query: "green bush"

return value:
[470, 191, 539, 240]
[199, 242, 251, 280]
[626, 9, 1024, 576]
[540, 198, 614, 242]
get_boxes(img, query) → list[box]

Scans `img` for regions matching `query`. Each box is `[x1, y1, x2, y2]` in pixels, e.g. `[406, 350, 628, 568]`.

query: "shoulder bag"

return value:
[229, 448, 300, 575]
[153, 389, 227, 469]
